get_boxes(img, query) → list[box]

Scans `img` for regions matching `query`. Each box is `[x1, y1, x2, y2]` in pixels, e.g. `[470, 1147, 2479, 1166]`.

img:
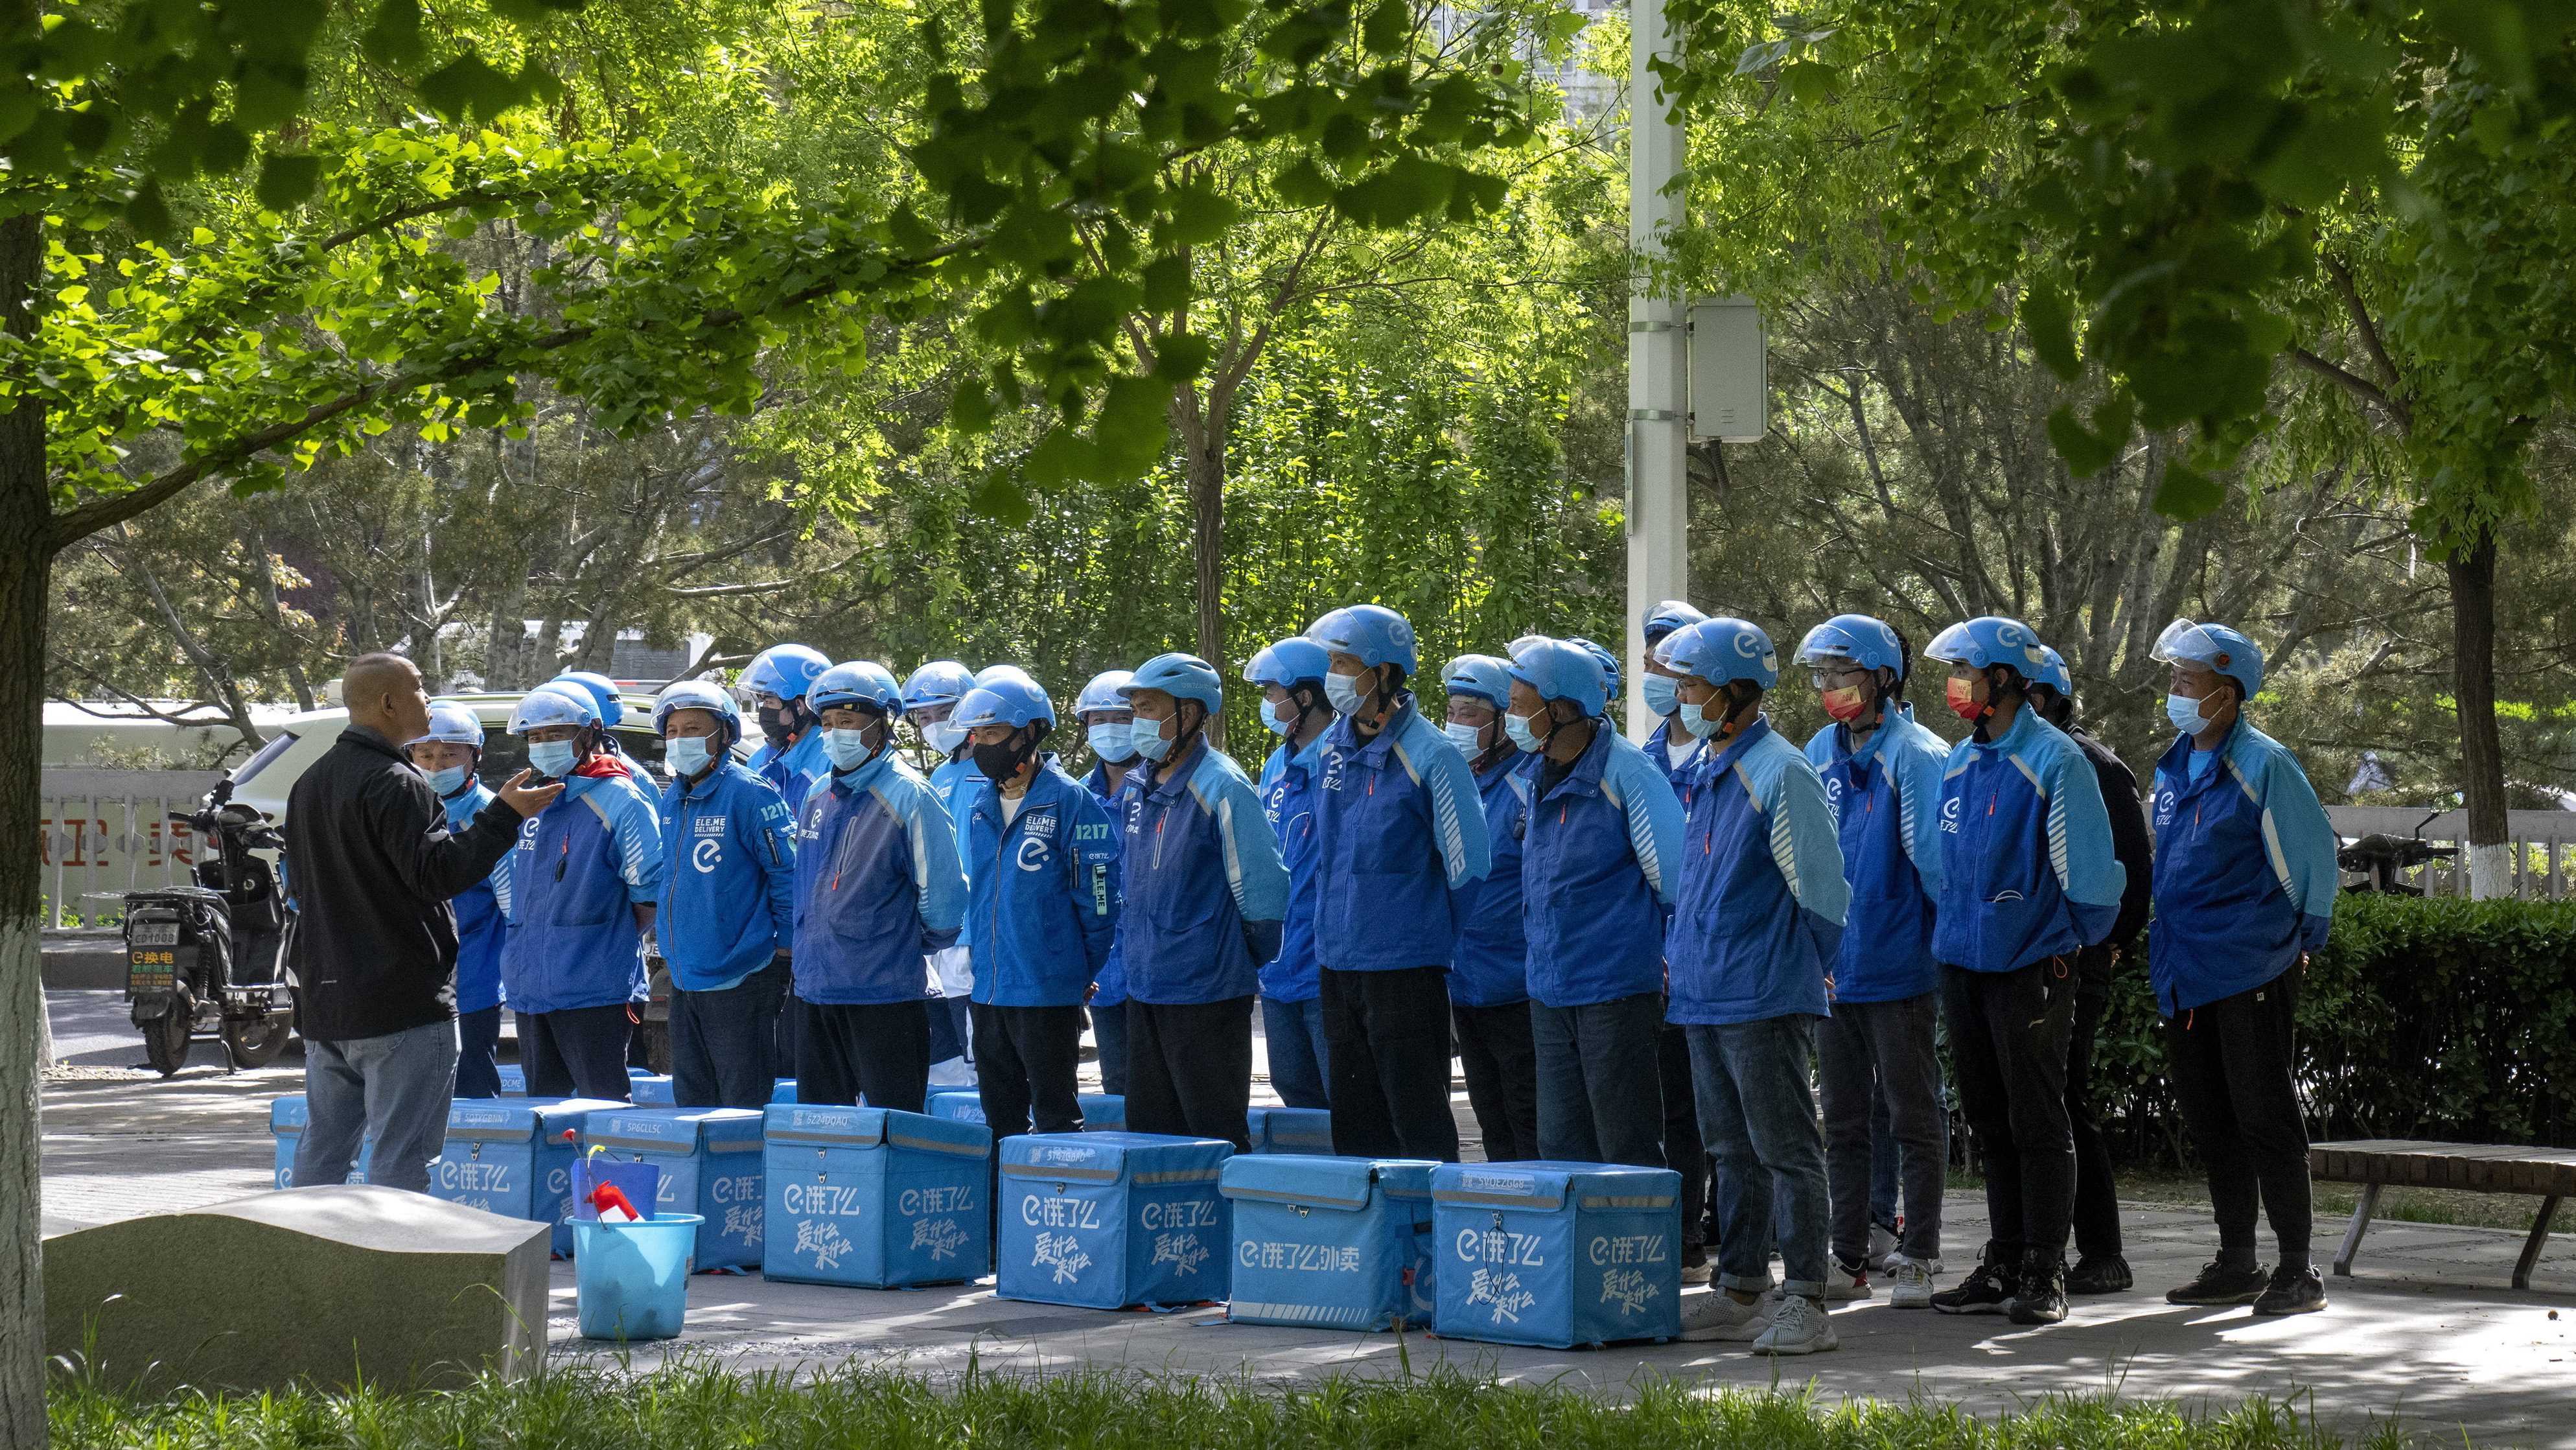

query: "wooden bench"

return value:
[2310, 1139, 2575, 1291]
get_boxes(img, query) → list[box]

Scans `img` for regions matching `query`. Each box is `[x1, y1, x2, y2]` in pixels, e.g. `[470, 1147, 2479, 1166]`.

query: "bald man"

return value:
[287, 653, 560, 1192]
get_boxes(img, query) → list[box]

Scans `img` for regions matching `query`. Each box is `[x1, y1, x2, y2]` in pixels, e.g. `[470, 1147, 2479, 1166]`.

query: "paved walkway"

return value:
[38, 991, 2576, 1446]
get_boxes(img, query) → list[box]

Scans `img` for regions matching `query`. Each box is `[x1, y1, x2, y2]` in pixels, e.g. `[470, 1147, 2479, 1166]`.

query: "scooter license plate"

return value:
[130, 923, 180, 946]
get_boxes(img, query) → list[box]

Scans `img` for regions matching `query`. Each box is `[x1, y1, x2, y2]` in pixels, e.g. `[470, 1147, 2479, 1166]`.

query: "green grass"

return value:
[50, 1362, 2444, 1450]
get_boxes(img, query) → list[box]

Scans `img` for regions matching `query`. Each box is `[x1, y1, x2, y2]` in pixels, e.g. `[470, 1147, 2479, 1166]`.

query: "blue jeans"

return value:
[1529, 992, 1666, 1167]
[671, 957, 789, 1108]
[296, 1018, 459, 1193]
[1688, 1015, 1830, 1298]
[1261, 995, 1330, 1109]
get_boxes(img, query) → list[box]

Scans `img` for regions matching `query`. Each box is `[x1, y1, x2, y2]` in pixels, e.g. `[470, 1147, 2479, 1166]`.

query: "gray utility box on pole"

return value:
[1688, 296, 1766, 443]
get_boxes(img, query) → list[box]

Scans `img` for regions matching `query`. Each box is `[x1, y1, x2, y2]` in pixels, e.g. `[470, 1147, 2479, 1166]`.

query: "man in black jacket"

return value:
[2028, 649, 2154, 1294]
[288, 653, 559, 1191]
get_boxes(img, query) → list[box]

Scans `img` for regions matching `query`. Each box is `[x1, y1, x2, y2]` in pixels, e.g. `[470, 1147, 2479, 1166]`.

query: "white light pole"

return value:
[1625, 0, 1688, 740]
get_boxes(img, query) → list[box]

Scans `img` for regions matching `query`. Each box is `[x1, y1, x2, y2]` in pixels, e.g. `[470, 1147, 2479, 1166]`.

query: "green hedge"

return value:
[2087, 895, 2576, 1165]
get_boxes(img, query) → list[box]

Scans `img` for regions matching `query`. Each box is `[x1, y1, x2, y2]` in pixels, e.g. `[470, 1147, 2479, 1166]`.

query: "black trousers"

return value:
[799, 999, 931, 1112]
[671, 957, 791, 1110]
[1321, 965, 1461, 1162]
[972, 1002, 1086, 1137]
[522, 1002, 635, 1101]
[455, 1005, 504, 1098]
[1452, 999, 1539, 1163]
[2166, 965, 2313, 1265]
[1126, 996, 1255, 1152]
[2067, 946, 2123, 1259]
[1942, 959, 2078, 1264]
[1658, 1020, 1711, 1248]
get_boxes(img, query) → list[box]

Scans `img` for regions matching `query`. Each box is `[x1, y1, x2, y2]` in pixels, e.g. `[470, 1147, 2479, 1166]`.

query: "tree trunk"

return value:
[0, 206, 54, 1450]
[2447, 530, 2511, 898]
[1188, 410, 1227, 751]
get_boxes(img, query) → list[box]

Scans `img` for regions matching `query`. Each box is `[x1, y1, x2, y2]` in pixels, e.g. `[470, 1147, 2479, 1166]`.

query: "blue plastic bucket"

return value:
[572, 1213, 704, 1340]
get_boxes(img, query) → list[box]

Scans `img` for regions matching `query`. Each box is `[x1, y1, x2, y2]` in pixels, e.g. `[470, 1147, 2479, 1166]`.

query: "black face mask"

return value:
[758, 699, 811, 749]
[973, 729, 1036, 785]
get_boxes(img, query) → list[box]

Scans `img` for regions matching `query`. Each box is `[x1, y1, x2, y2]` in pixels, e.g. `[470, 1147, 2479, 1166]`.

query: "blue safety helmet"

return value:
[1566, 636, 1621, 700]
[417, 702, 487, 750]
[810, 661, 906, 716]
[743, 644, 830, 704]
[1440, 655, 1514, 712]
[1795, 614, 1907, 677]
[1119, 653, 1224, 711]
[1506, 637, 1610, 716]
[1641, 600, 1708, 648]
[1244, 637, 1332, 688]
[955, 676, 1056, 732]
[551, 670, 626, 728]
[1306, 604, 1419, 676]
[507, 681, 601, 734]
[1656, 617, 1781, 690]
[2032, 646, 2074, 695]
[1075, 670, 1134, 719]
[1923, 616, 2049, 678]
[900, 660, 977, 712]
[652, 679, 743, 747]
[2151, 618, 2264, 697]
[975, 662, 1041, 692]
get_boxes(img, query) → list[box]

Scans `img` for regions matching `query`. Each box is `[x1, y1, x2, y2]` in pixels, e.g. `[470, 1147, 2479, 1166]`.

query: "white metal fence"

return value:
[38, 771, 227, 928]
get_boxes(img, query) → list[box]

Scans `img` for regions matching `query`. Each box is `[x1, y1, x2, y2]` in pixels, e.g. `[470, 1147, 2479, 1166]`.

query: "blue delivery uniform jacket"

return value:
[932, 754, 991, 955]
[441, 777, 513, 1016]
[1804, 703, 1949, 1003]
[1115, 736, 1289, 1005]
[962, 759, 1121, 1007]
[1665, 716, 1850, 1025]
[653, 762, 798, 992]
[1083, 759, 1131, 1007]
[2147, 718, 2337, 1016]
[1312, 693, 1492, 973]
[1448, 754, 1533, 1009]
[1257, 736, 1327, 1004]
[1522, 726, 1686, 1008]
[792, 751, 968, 1004]
[1643, 716, 1699, 799]
[1932, 707, 2126, 974]
[500, 766, 664, 1014]
[748, 729, 830, 819]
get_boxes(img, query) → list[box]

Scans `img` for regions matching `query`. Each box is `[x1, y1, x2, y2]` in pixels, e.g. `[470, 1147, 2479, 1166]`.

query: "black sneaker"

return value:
[1931, 1247, 2017, 1315]
[2007, 1250, 2067, 1325]
[2166, 1259, 2272, 1306]
[2251, 1263, 2327, 1316]
[2066, 1254, 2134, 1295]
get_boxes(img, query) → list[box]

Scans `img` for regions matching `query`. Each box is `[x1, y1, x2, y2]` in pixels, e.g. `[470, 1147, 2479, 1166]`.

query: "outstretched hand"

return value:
[497, 769, 564, 818]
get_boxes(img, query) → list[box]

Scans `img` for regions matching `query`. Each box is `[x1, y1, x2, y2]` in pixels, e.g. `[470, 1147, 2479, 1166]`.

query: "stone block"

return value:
[45, 1184, 549, 1392]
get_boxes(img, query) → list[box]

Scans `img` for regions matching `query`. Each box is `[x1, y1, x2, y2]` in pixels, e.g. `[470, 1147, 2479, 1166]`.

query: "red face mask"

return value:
[1820, 686, 1870, 723]
[1944, 675, 1985, 722]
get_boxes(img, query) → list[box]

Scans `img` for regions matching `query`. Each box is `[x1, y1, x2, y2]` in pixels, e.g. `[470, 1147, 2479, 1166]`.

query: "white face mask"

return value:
[1262, 699, 1295, 737]
[1325, 670, 1365, 715]
[1442, 721, 1484, 754]
[919, 718, 966, 754]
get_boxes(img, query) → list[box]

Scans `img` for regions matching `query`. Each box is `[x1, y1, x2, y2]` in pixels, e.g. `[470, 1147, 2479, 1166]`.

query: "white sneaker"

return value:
[1885, 1254, 1936, 1309]
[1752, 1293, 1840, 1355]
[1822, 1259, 1872, 1302]
[1868, 1222, 1898, 1269]
[1682, 1254, 1713, 1286]
[1678, 1290, 1770, 1342]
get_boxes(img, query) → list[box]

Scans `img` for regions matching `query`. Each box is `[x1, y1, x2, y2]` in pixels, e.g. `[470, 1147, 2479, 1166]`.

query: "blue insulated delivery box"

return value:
[1246, 1106, 1334, 1154]
[1430, 1162, 1682, 1349]
[931, 1092, 1126, 1132]
[585, 1107, 768, 1268]
[629, 1073, 675, 1106]
[771, 1079, 798, 1104]
[430, 1097, 629, 1254]
[997, 1132, 1231, 1309]
[496, 1064, 526, 1097]
[1220, 1155, 1435, 1330]
[762, 1104, 993, 1287]
[268, 1095, 370, 1186]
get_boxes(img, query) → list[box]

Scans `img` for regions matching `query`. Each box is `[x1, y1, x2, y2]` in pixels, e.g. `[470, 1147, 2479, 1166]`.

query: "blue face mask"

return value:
[1130, 715, 1172, 762]
[1678, 701, 1724, 739]
[1261, 699, 1295, 737]
[1443, 721, 1484, 754]
[526, 740, 579, 778]
[821, 727, 878, 771]
[1643, 673, 1680, 719]
[424, 766, 470, 797]
[1324, 670, 1365, 715]
[665, 736, 716, 778]
[1088, 722, 1135, 761]
[1503, 711, 1545, 753]
[2165, 692, 2210, 736]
